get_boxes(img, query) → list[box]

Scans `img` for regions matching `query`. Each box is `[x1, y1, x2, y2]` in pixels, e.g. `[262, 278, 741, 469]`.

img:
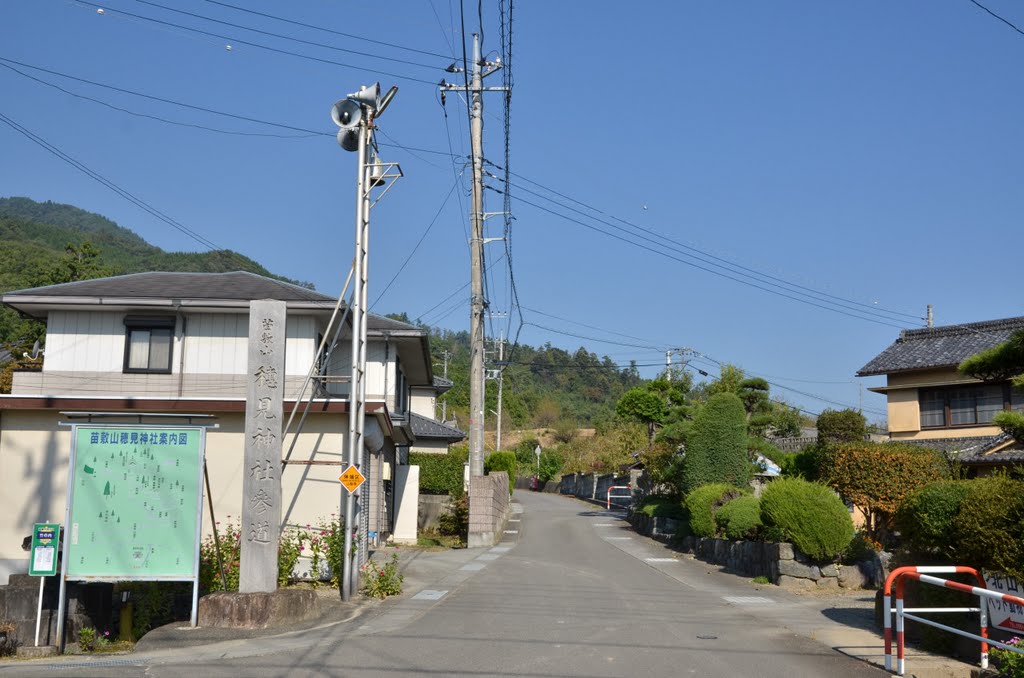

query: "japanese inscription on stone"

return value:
[240, 300, 286, 593]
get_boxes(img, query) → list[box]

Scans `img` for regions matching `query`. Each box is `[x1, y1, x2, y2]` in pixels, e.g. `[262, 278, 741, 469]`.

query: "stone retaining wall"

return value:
[467, 472, 510, 548]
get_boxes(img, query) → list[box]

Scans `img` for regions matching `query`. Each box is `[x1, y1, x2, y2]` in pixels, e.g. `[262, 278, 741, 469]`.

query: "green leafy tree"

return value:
[615, 386, 666, 443]
[960, 329, 1024, 443]
[816, 408, 867, 446]
[706, 363, 745, 396]
[679, 392, 750, 493]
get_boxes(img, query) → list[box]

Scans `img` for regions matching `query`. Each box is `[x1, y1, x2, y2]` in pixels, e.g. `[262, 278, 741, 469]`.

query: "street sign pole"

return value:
[29, 522, 60, 647]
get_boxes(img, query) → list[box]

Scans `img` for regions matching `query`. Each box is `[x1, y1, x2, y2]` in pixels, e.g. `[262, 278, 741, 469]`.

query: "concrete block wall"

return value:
[467, 472, 510, 548]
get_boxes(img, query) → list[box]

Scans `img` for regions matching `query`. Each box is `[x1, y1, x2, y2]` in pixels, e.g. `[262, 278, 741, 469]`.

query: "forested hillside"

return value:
[0, 196, 311, 355]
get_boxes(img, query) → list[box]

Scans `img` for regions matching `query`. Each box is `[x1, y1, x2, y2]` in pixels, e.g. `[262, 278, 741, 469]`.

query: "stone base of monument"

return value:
[198, 590, 320, 629]
[16, 645, 59, 658]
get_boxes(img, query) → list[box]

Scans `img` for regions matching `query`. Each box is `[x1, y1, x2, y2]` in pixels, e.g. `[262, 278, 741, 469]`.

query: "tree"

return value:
[38, 242, 117, 286]
[679, 392, 750, 493]
[961, 329, 1024, 443]
[615, 386, 666, 443]
[706, 363, 745, 396]
[816, 408, 866, 446]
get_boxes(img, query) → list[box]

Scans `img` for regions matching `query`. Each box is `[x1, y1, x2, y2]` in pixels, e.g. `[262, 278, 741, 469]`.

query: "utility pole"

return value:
[439, 350, 451, 423]
[927, 304, 933, 328]
[441, 33, 506, 478]
[486, 333, 506, 451]
[666, 350, 672, 381]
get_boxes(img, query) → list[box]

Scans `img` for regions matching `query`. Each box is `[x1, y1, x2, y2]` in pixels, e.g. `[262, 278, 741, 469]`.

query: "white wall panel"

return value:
[44, 311, 124, 372]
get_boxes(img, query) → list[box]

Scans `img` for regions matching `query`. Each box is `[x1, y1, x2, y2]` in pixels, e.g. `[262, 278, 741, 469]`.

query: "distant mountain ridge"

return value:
[0, 196, 308, 286]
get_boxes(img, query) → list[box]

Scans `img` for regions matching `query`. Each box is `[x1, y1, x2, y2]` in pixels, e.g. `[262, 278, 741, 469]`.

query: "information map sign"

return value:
[64, 426, 205, 580]
[985, 571, 1024, 632]
[29, 523, 60, 577]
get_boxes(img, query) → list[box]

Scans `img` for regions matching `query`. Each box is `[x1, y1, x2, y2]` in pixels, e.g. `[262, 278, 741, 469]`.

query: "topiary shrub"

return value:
[760, 478, 854, 561]
[680, 393, 750, 494]
[410, 452, 466, 496]
[715, 495, 763, 540]
[778, 444, 825, 481]
[636, 495, 687, 520]
[823, 442, 949, 539]
[685, 483, 743, 538]
[484, 451, 517, 494]
[816, 408, 866, 445]
[895, 480, 971, 559]
[952, 475, 1024, 580]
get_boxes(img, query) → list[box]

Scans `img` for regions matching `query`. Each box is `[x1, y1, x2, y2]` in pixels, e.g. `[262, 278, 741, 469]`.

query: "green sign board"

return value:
[65, 426, 205, 580]
[29, 523, 60, 576]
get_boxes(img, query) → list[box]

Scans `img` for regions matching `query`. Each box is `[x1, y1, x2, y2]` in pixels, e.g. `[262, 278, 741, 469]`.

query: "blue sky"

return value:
[2, 1, 1023, 423]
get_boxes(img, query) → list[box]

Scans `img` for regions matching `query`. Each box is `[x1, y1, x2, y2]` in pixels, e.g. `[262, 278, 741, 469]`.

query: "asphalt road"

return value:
[6, 492, 885, 677]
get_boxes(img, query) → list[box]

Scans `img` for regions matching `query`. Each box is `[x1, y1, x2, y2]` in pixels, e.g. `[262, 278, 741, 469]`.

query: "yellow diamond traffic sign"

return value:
[339, 465, 366, 494]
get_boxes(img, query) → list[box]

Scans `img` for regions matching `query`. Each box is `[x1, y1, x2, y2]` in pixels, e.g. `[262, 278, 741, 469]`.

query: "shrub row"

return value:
[676, 477, 854, 562]
[409, 452, 465, 496]
[484, 451, 517, 494]
[897, 475, 1024, 580]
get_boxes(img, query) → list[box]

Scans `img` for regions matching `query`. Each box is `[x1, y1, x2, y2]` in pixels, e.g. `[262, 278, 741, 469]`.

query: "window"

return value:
[919, 384, 1009, 429]
[123, 316, 175, 373]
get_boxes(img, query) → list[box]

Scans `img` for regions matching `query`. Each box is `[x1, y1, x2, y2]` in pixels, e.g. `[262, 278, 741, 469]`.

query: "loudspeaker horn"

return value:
[346, 82, 380, 108]
[331, 98, 362, 129]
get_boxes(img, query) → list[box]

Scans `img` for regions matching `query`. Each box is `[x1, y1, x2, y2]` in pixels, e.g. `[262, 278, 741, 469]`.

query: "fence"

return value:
[883, 565, 1024, 676]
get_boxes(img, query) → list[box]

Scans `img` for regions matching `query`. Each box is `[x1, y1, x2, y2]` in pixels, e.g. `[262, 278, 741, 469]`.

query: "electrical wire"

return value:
[966, 0, 1024, 36]
[370, 177, 461, 310]
[131, 0, 443, 70]
[0, 60, 317, 139]
[203, 0, 452, 59]
[0, 110, 221, 251]
[70, 0, 437, 85]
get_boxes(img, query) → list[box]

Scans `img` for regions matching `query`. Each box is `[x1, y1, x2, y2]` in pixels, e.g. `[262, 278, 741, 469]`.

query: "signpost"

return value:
[29, 523, 59, 647]
[339, 465, 366, 494]
[985, 571, 1024, 632]
[55, 425, 206, 648]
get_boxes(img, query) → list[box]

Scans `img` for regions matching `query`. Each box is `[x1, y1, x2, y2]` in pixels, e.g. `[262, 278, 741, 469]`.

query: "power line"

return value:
[502, 173, 921, 326]
[0, 56, 328, 136]
[370, 178, 461, 310]
[0, 60, 316, 139]
[0, 110, 221, 251]
[522, 321, 665, 352]
[202, 0, 452, 59]
[131, 0, 443, 70]
[70, 0, 437, 85]
[520, 305, 663, 347]
[511, 193, 910, 330]
[966, 0, 1024, 36]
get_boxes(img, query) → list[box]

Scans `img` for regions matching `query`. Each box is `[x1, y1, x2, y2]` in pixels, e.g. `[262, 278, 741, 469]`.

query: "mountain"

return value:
[0, 196, 309, 284]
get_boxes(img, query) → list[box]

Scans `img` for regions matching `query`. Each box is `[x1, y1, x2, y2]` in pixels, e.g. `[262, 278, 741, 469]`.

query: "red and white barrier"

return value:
[883, 565, 1024, 675]
[606, 485, 631, 510]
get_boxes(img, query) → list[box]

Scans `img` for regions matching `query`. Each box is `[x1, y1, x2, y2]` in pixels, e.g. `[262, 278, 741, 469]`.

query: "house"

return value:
[408, 376, 465, 455]
[857, 316, 1024, 469]
[0, 271, 447, 583]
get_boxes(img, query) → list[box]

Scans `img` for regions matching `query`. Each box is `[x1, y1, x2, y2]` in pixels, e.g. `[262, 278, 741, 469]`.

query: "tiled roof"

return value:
[366, 315, 421, 331]
[902, 433, 1024, 465]
[3, 271, 336, 303]
[0, 348, 11, 364]
[432, 376, 454, 393]
[409, 412, 465, 441]
[857, 316, 1024, 376]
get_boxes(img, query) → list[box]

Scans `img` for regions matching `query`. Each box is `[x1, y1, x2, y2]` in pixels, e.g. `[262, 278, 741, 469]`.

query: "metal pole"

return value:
[468, 32, 486, 479]
[666, 350, 671, 381]
[342, 111, 369, 603]
[351, 125, 373, 598]
[34, 574, 44, 646]
[495, 335, 504, 451]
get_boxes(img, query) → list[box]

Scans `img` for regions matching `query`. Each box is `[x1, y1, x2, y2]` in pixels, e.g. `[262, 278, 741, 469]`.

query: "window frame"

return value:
[918, 383, 1012, 430]
[123, 315, 176, 374]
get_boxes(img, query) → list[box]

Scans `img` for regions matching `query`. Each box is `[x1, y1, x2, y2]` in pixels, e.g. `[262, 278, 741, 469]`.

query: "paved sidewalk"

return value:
[569, 496, 979, 678]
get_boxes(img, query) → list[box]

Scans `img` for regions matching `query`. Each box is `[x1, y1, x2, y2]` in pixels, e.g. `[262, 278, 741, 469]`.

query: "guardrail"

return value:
[883, 565, 1024, 675]
[606, 485, 632, 510]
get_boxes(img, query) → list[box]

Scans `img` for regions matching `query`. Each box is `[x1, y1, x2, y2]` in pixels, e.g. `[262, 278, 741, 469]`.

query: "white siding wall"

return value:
[44, 310, 133, 372]
[325, 339, 394, 403]
[410, 389, 436, 418]
[184, 313, 246, 374]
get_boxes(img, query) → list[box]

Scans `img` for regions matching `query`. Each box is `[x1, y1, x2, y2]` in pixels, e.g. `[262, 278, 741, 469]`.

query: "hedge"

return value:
[685, 483, 743, 538]
[760, 478, 854, 561]
[895, 480, 971, 559]
[952, 475, 1024, 580]
[823, 442, 948, 537]
[409, 452, 465, 496]
[715, 495, 762, 540]
[636, 496, 687, 520]
[484, 451, 517, 494]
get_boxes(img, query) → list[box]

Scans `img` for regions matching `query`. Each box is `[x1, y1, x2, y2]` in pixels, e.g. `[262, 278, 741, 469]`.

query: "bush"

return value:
[952, 475, 1024, 580]
[438, 494, 469, 540]
[715, 495, 763, 540]
[680, 393, 750, 494]
[896, 480, 971, 559]
[816, 408, 866, 445]
[361, 553, 403, 599]
[636, 495, 687, 520]
[760, 478, 854, 561]
[484, 451, 517, 494]
[778, 445, 825, 481]
[410, 452, 466, 496]
[685, 483, 743, 538]
[823, 442, 949, 539]
[537, 450, 564, 483]
[513, 437, 541, 466]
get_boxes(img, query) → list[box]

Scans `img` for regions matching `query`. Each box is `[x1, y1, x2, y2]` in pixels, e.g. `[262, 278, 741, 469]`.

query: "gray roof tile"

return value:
[409, 412, 465, 441]
[857, 316, 1024, 376]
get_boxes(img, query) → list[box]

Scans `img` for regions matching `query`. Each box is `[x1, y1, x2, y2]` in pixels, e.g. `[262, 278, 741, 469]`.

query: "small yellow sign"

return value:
[339, 465, 366, 494]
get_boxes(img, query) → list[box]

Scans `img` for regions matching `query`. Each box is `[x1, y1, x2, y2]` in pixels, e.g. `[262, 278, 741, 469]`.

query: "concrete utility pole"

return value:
[440, 350, 451, 423]
[441, 33, 506, 475]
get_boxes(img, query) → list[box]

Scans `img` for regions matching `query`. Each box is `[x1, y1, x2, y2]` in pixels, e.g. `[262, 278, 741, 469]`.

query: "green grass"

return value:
[752, 576, 771, 585]
[637, 497, 686, 520]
